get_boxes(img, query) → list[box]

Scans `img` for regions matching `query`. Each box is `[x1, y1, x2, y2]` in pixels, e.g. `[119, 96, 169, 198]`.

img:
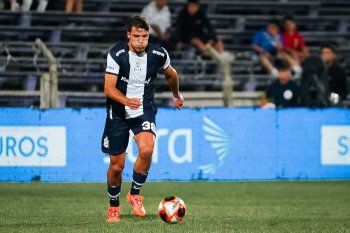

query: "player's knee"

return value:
[139, 145, 154, 159]
[110, 163, 124, 173]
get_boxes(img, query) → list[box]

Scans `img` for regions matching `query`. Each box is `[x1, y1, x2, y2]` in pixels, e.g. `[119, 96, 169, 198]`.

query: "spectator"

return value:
[252, 19, 302, 79]
[140, 0, 171, 47]
[174, 0, 226, 56]
[65, 0, 82, 13]
[321, 43, 348, 103]
[251, 20, 283, 77]
[251, 20, 282, 57]
[282, 16, 309, 62]
[263, 59, 299, 108]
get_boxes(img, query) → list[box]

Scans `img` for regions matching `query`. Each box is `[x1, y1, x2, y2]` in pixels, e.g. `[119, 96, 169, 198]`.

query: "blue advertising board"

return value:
[0, 107, 350, 182]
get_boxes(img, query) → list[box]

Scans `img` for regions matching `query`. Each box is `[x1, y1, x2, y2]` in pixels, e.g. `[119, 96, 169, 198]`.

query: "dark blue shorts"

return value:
[101, 110, 156, 156]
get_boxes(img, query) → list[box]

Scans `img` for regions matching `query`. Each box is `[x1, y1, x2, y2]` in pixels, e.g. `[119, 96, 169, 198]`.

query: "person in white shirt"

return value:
[140, 0, 171, 46]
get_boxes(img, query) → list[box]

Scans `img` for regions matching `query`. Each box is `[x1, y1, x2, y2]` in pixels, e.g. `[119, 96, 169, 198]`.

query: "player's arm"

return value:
[104, 73, 141, 109]
[163, 65, 184, 109]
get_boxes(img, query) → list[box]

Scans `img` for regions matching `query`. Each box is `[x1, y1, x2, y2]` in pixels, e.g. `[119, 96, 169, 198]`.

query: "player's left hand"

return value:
[173, 94, 184, 110]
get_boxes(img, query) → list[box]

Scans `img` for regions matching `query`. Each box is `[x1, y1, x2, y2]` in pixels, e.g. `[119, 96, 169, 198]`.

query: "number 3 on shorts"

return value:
[142, 121, 156, 133]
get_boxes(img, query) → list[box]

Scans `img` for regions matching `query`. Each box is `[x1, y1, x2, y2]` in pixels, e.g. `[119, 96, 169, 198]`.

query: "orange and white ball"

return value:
[157, 196, 186, 223]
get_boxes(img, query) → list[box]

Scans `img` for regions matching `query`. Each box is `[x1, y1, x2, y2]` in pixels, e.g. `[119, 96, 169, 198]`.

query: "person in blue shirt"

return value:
[251, 20, 285, 77]
[252, 20, 283, 55]
[251, 20, 283, 55]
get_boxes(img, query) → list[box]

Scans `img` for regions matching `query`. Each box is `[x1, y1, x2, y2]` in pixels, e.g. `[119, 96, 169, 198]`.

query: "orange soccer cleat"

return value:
[106, 206, 121, 222]
[126, 192, 146, 217]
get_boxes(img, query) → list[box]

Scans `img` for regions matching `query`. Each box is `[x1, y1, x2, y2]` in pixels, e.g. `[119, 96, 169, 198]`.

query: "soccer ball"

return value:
[157, 196, 186, 223]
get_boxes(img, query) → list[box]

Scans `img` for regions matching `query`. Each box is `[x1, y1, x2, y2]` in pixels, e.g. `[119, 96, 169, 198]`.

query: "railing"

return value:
[35, 38, 58, 109]
[0, 91, 264, 107]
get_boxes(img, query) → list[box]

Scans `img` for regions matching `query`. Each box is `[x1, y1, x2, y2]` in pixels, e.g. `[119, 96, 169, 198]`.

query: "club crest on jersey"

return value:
[134, 62, 142, 72]
[115, 49, 125, 57]
[152, 50, 165, 57]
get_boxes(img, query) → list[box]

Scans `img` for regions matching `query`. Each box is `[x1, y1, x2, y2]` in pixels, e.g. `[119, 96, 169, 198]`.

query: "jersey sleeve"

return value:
[161, 47, 171, 70]
[105, 53, 120, 75]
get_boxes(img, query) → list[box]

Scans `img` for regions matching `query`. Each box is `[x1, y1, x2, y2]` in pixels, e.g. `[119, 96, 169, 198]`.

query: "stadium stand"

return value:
[0, 0, 349, 107]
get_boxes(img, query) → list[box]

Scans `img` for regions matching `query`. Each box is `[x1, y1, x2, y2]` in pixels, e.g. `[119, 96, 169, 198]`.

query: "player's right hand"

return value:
[173, 94, 184, 110]
[126, 98, 141, 109]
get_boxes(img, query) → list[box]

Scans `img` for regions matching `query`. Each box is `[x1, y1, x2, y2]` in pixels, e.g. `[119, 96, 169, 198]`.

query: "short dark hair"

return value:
[275, 59, 291, 71]
[321, 43, 337, 53]
[125, 16, 149, 32]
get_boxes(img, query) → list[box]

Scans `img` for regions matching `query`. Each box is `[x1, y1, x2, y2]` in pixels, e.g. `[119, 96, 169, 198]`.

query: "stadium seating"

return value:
[0, 0, 349, 106]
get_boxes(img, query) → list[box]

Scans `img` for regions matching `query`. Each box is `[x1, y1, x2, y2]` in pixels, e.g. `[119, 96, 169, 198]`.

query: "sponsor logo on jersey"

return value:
[115, 49, 125, 57]
[152, 50, 165, 57]
[121, 76, 151, 85]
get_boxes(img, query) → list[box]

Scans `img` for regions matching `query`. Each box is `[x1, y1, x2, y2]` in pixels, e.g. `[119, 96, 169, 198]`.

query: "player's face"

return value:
[127, 27, 149, 54]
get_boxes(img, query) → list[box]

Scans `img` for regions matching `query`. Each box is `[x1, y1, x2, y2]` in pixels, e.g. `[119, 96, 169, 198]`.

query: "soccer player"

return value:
[102, 16, 184, 222]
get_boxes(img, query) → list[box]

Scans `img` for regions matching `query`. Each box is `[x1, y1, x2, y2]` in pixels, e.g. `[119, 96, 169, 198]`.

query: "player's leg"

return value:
[106, 152, 125, 222]
[107, 153, 126, 207]
[102, 110, 130, 222]
[131, 132, 155, 194]
[126, 131, 155, 217]
[126, 112, 156, 217]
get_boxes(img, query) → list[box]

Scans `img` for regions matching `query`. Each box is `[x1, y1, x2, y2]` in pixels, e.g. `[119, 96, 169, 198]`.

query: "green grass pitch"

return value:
[0, 181, 349, 233]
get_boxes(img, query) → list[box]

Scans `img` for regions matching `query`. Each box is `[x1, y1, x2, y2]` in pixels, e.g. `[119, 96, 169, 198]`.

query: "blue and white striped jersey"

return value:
[105, 41, 170, 119]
